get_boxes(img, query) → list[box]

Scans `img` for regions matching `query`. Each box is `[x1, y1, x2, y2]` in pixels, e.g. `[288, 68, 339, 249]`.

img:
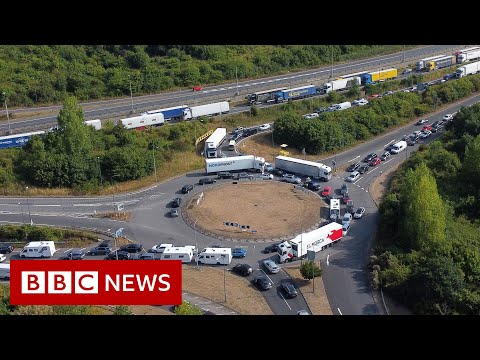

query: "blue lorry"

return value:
[144, 105, 188, 121]
[274, 85, 318, 103]
[0, 131, 46, 150]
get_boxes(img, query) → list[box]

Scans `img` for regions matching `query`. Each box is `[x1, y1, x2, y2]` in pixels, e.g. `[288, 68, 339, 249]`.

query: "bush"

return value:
[300, 261, 322, 280]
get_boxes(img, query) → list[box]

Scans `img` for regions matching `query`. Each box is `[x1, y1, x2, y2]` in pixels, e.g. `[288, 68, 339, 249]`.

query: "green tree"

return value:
[300, 261, 322, 280]
[347, 83, 360, 98]
[113, 305, 133, 315]
[174, 300, 203, 315]
[461, 134, 480, 190]
[13, 305, 54, 315]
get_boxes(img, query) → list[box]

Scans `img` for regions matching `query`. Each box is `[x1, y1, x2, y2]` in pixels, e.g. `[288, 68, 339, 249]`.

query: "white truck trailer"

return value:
[183, 101, 230, 120]
[160, 247, 195, 263]
[277, 222, 343, 263]
[196, 247, 232, 265]
[19, 241, 57, 258]
[205, 155, 265, 174]
[322, 76, 361, 94]
[204, 128, 227, 158]
[85, 119, 102, 130]
[275, 156, 332, 181]
[119, 113, 165, 130]
[456, 61, 480, 78]
[416, 54, 446, 71]
[456, 47, 480, 63]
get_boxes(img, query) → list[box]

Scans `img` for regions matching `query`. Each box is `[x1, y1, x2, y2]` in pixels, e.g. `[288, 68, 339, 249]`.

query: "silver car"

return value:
[283, 174, 302, 184]
[263, 259, 280, 274]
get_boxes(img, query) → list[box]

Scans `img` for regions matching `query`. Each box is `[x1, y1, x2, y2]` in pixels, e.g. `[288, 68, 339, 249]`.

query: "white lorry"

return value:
[183, 101, 230, 120]
[277, 222, 343, 263]
[275, 156, 332, 181]
[415, 54, 446, 71]
[322, 76, 361, 94]
[160, 246, 195, 263]
[0, 263, 10, 280]
[85, 119, 102, 130]
[204, 128, 227, 158]
[19, 241, 57, 258]
[195, 247, 232, 265]
[119, 113, 165, 130]
[456, 47, 480, 63]
[455, 61, 480, 78]
[205, 155, 265, 174]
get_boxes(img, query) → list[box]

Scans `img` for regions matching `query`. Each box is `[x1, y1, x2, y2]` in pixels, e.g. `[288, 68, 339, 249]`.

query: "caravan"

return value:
[19, 241, 56, 258]
[196, 247, 232, 265]
[0, 264, 10, 280]
[160, 247, 195, 263]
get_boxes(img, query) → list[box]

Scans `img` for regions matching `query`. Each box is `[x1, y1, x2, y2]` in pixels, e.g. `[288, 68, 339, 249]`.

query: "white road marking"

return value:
[353, 177, 363, 184]
[385, 139, 396, 146]
[260, 269, 275, 284]
[383, 158, 394, 164]
[338, 308, 343, 315]
[279, 292, 292, 310]
[64, 248, 73, 253]
[32, 204, 61, 207]
[361, 187, 365, 190]
[327, 254, 330, 266]
[72, 203, 103, 207]
[80, 248, 86, 251]
[347, 155, 360, 162]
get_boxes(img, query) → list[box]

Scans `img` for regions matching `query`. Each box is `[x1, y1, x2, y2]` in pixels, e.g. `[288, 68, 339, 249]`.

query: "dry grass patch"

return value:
[95, 211, 132, 222]
[284, 265, 332, 315]
[182, 265, 273, 315]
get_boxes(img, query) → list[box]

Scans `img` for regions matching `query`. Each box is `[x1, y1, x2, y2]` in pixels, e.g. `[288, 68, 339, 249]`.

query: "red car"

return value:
[367, 94, 379, 100]
[321, 186, 332, 197]
[422, 125, 432, 132]
[342, 193, 351, 204]
[369, 158, 382, 166]
[192, 86, 203, 91]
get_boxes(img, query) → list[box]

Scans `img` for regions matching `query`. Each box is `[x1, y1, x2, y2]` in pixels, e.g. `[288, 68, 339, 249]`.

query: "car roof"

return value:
[351, 171, 360, 175]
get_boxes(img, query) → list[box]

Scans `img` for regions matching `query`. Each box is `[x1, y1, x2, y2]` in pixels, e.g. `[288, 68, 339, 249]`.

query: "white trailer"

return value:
[85, 119, 102, 130]
[160, 247, 194, 263]
[0, 263, 10, 280]
[416, 54, 446, 71]
[333, 101, 352, 111]
[330, 198, 340, 222]
[456, 47, 480, 63]
[456, 61, 480, 78]
[19, 241, 57, 258]
[204, 128, 227, 158]
[205, 155, 265, 174]
[277, 222, 343, 263]
[275, 156, 332, 181]
[183, 101, 230, 120]
[119, 113, 165, 130]
[322, 76, 361, 93]
[196, 247, 232, 265]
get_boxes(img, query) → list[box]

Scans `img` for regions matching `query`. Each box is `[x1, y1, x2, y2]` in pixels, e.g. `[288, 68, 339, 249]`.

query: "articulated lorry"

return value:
[274, 85, 317, 103]
[144, 105, 188, 121]
[426, 55, 456, 72]
[416, 54, 446, 71]
[277, 222, 343, 263]
[456, 47, 480, 63]
[322, 76, 361, 94]
[456, 60, 480, 78]
[204, 128, 227, 158]
[275, 156, 332, 181]
[183, 101, 230, 120]
[119, 113, 165, 130]
[205, 155, 265, 174]
[361, 68, 398, 85]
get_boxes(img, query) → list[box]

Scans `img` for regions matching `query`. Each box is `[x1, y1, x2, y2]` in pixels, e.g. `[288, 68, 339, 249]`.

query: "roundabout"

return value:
[183, 181, 323, 241]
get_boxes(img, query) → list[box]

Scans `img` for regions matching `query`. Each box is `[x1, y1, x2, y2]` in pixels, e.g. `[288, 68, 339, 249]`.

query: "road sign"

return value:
[115, 227, 124, 238]
[307, 250, 316, 261]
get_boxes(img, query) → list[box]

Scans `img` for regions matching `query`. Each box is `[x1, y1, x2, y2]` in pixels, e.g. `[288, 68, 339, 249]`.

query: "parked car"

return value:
[383, 91, 394, 96]
[192, 86, 202, 91]
[420, 130, 432, 139]
[352, 98, 368, 106]
[358, 164, 369, 174]
[369, 158, 382, 167]
[253, 276, 272, 290]
[321, 186, 332, 197]
[283, 174, 302, 184]
[172, 197, 182, 208]
[231, 263, 253, 277]
[105, 250, 130, 260]
[297, 310, 310, 315]
[280, 282, 298, 298]
[232, 247, 247, 258]
[263, 259, 280, 274]
[385, 144, 395, 152]
[181, 184, 194, 194]
[0, 254, 6, 263]
[422, 125, 432, 132]
[431, 124, 443, 133]
[272, 169, 284, 176]
[262, 243, 280, 254]
[238, 172, 253, 180]
[346, 171, 360, 183]
[260, 173, 274, 180]
[149, 244, 173, 254]
[381, 152, 391, 161]
[402, 68, 412, 74]
[443, 73, 455, 81]
[88, 245, 112, 256]
[170, 208, 179, 217]
[367, 94, 379, 100]
[406, 138, 417, 146]
[119, 243, 143, 253]
[342, 212, 353, 225]
[232, 127, 244, 134]
[264, 163, 274, 172]
[443, 114, 454, 121]
[340, 183, 349, 195]
[218, 172, 234, 179]
[62, 249, 85, 260]
[303, 113, 319, 119]
[416, 119, 428, 125]
[0, 243, 14, 254]
[133, 253, 156, 260]
[347, 162, 361, 172]
[199, 177, 217, 185]
[363, 153, 377, 163]
[354, 207, 366, 219]
[305, 181, 320, 191]
[259, 123, 271, 131]
[342, 221, 351, 236]
[342, 192, 351, 204]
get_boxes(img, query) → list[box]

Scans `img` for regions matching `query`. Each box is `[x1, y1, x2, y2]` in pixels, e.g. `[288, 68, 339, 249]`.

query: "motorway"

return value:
[0, 45, 468, 135]
[1, 93, 479, 314]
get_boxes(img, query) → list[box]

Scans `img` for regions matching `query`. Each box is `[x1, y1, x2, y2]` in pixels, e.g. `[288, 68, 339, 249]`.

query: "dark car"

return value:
[218, 172, 234, 179]
[181, 184, 194, 194]
[119, 243, 143, 253]
[238, 172, 253, 180]
[170, 208, 179, 217]
[62, 249, 85, 260]
[280, 283, 298, 298]
[406, 138, 417, 146]
[104, 250, 130, 260]
[347, 162, 361, 172]
[199, 177, 217, 185]
[244, 128, 258, 136]
[172, 197, 182, 208]
[253, 276, 272, 290]
[385, 144, 395, 152]
[305, 181, 320, 191]
[363, 153, 377, 163]
[358, 164, 369, 174]
[0, 243, 14, 254]
[133, 253, 156, 260]
[231, 263, 253, 277]
[88, 245, 112, 256]
[272, 169, 284, 176]
[262, 243, 280, 254]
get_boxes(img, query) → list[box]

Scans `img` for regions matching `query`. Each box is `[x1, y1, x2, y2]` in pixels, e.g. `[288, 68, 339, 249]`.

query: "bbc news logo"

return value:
[10, 260, 182, 305]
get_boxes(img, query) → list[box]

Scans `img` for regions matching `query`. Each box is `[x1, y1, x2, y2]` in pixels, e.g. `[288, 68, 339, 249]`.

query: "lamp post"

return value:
[330, 46, 334, 78]
[235, 66, 240, 96]
[128, 75, 134, 114]
[2, 91, 11, 135]
[18, 202, 25, 224]
[96, 156, 103, 187]
[26, 186, 32, 225]
[223, 268, 227, 303]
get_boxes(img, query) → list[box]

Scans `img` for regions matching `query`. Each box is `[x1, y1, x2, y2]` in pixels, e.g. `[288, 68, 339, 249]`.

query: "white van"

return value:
[0, 263, 10, 280]
[19, 241, 56, 258]
[228, 140, 236, 151]
[196, 247, 232, 265]
[160, 247, 194, 263]
[390, 140, 407, 154]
